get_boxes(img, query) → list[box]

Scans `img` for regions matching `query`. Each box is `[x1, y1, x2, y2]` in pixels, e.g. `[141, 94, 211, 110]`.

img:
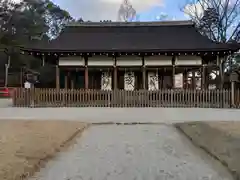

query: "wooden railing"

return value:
[12, 88, 240, 108]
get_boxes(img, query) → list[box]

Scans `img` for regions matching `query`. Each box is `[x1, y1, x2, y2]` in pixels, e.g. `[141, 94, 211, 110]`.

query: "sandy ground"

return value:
[29, 124, 233, 180]
[176, 122, 240, 180]
[0, 120, 88, 180]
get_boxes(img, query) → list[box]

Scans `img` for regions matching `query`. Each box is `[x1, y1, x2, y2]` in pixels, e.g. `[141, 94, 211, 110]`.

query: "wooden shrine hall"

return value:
[19, 20, 239, 90]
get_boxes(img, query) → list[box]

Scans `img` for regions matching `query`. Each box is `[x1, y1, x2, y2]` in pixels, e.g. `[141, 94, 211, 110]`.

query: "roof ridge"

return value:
[67, 20, 194, 27]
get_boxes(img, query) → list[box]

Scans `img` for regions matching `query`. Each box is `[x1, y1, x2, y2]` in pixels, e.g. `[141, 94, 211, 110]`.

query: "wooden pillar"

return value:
[4, 55, 10, 87]
[172, 57, 176, 88]
[142, 67, 146, 89]
[202, 65, 206, 89]
[114, 57, 118, 90]
[56, 65, 60, 89]
[218, 55, 223, 89]
[84, 66, 89, 89]
[84, 57, 89, 89]
[142, 57, 146, 90]
[183, 69, 187, 89]
[64, 72, 68, 89]
[172, 65, 175, 88]
[192, 70, 196, 89]
[42, 56, 45, 66]
[20, 67, 23, 87]
[71, 79, 74, 89]
[113, 67, 117, 90]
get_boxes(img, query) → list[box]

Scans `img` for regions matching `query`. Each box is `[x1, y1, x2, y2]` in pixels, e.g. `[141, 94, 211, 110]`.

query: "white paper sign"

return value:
[24, 81, 31, 89]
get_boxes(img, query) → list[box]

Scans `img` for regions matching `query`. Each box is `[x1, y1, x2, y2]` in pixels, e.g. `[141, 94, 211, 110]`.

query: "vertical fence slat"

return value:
[12, 88, 239, 109]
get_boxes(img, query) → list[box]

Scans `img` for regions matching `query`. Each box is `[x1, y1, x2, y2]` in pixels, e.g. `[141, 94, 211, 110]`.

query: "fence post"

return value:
[231, 81, 235, 108]
[30, 87, 35, 108]
[108, 90, 111, 107]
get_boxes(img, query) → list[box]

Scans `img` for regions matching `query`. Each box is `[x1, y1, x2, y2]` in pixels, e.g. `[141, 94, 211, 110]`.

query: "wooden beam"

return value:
[142, 56, 146, 89]
[56, 65, 60, 89]
[64, 74, 68, 89]
[84, 66, 89, 89]
[183, 69, 187, 89]
[202, 65, 206, 89]
[71, 79, 74, 89]
[192, 70, 196, 89]
[114, 57, 118, 90]
[172, 65, 175, 88]
[142, 67, 146, 90]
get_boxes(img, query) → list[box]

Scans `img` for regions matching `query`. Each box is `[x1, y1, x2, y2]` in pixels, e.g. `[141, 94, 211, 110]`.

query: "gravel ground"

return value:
[30, 124, 233, 180]
[1, 107, 240, 123]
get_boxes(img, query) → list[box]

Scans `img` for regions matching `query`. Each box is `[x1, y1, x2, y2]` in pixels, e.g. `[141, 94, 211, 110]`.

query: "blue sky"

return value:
[136, 0, 188, 21]
[51, 0, 190, 21]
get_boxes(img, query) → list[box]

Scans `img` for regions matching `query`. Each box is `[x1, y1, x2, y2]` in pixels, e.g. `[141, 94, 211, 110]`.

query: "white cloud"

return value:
[52, 0, 164, 21]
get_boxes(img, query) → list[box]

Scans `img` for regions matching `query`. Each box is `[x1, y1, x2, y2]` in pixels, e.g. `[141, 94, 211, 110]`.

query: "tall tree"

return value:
[118, 0, 136, 22]
[0, 0, 73, 45]
[183, 0, 240, 87]
[44, 0, 73, 38]
[0, 0, 74, 86]
[183, 0, 240, 43]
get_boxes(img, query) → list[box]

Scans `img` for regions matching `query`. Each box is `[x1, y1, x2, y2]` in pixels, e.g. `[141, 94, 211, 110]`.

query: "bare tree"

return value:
[117, 0, 136, 22]
[183, 0, 240, 43]
[182, 0, 240, 87]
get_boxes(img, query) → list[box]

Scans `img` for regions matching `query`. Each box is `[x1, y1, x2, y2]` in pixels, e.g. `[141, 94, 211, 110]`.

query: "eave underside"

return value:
[21, 48, 236, 52]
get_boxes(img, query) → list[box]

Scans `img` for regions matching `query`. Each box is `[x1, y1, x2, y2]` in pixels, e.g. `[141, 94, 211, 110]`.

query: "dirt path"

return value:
[30, 124, 233, 180]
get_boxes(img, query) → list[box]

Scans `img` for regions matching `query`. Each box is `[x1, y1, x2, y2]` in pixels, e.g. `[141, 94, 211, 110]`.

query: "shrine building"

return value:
[19, 20, 240, 90]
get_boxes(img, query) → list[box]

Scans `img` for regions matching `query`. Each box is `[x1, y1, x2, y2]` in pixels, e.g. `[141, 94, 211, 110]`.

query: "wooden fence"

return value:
[12, 88, 240, 108]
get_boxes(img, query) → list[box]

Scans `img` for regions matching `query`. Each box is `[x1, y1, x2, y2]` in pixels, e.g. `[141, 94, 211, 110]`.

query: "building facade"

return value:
[19, 21, 240, 91]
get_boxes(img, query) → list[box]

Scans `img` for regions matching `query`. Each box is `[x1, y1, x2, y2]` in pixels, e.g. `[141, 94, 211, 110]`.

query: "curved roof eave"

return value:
[19, 47, 238, 53]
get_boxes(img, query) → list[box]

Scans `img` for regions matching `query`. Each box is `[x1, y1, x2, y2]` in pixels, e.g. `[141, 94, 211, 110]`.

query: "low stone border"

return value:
[175, 122, 240, 180]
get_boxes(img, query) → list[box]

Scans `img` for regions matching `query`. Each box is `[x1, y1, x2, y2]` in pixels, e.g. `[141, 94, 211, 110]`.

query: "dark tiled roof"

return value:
[20, 21, 239, 53]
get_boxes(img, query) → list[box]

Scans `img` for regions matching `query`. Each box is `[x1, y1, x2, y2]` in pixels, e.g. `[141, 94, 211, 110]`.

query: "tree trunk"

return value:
[5, 55, 11, 87]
